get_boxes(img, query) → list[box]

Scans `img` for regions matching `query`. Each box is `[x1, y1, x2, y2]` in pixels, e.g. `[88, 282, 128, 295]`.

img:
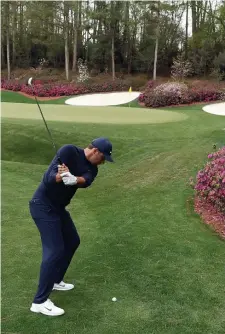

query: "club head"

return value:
[28, 77, 33, 86]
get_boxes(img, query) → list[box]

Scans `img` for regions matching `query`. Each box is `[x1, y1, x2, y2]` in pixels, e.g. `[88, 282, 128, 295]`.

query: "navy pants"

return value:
[29, 198, 80, 304]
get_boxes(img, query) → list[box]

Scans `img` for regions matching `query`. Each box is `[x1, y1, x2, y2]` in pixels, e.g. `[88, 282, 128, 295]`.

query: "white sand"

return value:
[65, 91, 141, 106]
[202, 102, 225, 116]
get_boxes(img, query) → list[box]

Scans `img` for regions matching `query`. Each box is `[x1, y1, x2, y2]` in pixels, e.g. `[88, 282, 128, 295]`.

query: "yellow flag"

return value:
[129, 86, 132, 93]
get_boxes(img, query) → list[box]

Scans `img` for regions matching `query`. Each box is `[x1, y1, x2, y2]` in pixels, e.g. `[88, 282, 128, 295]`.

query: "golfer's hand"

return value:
[58, 163, 69, 174]
[60, 172, 78, 186]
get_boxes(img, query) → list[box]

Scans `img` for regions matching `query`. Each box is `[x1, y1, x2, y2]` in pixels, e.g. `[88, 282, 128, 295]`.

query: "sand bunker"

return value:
[202, 102, 225, 116]
[65, 92, 141, 106]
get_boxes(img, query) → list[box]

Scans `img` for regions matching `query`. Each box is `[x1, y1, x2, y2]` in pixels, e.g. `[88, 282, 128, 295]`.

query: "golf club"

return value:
[28, 77, 62, 164]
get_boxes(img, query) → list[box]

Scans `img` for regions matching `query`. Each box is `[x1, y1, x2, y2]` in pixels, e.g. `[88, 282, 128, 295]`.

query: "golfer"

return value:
[29, 137, 113, 316]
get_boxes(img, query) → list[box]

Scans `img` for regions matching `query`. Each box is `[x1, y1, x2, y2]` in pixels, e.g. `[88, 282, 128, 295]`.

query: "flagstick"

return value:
[129, 86, 132, 108]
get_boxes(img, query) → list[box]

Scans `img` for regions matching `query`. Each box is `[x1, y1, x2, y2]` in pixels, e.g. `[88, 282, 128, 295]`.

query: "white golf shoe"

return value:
[30, 299, 65, 316]
[53, 281, 74, 291]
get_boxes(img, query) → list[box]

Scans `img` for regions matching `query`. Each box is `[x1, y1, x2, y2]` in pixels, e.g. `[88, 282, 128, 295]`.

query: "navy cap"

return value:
[92, 137, 113, 162]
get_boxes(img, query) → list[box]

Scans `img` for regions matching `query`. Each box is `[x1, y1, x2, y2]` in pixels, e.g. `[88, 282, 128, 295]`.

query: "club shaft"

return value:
[31, 86, 62, 164]
[34, 96, 57, 153]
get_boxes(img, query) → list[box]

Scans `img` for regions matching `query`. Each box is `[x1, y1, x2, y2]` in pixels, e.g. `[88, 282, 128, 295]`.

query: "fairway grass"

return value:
[1, 102, 188, 124]
[1, 103, 225, 334]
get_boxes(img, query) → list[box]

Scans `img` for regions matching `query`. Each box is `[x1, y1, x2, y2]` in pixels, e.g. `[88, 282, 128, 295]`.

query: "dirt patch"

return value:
[195, 197, 225, 239]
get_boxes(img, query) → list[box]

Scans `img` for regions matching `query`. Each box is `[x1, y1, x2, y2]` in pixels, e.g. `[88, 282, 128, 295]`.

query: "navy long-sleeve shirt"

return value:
[32, 145, 98, 209]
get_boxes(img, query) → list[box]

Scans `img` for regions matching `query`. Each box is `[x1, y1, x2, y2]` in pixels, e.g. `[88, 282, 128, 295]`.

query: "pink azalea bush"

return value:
[20, 83, 85, 97]
[192, 147, 225, 215]
[1, 79, 22, 91]
[140, 82, 189, 107]
[187, 82, 223, 103]
[188, 87, 221, 103]
[1, 79, 130, 97]
[139, 80, 225, 107]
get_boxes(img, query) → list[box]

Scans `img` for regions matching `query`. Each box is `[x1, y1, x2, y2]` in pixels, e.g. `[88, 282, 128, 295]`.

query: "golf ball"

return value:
[112, 297, 117, 302]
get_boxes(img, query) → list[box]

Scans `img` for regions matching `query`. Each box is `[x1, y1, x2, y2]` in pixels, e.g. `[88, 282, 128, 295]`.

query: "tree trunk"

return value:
[12, 2, 17, 67]
[185, 0, 189, 59]
[128, 26, 135, 75]
[123, 1, 129, 67]
[191, 1, 197, 34]
[201, 1, 208, 27]
[7, 29, 11, 80]
[153, 3, 160, 80]
[126, 1, 132, 74]
[6, 1, 11, 79]
[153, 35, 158, 80]
[93, 0, 96, 44]
[65, 37, 69, 81]
[1, 41, 5, 68]
[1, 2, 5, 69]
[85, 0, 89, 62]
[112, 34, 115, 80]
[111, 1, 115, 80]
[72, 2, 78, 72]
[127, 32, 132, 75]
[64, 1, 69, 80]
[19, 2, 23, 45]
[78, 1, 82, 56]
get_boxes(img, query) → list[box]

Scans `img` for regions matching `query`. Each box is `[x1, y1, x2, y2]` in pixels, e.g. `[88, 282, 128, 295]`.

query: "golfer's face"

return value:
[92, 149, 105, 165]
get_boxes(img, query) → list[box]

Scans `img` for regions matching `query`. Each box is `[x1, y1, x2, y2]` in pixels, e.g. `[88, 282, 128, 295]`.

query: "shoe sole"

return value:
[30, 306, 65, 316]
[53, 286, 74, 291]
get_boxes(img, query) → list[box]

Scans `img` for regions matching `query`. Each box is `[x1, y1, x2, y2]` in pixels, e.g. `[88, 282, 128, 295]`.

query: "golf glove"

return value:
[60, 172, 78, 186]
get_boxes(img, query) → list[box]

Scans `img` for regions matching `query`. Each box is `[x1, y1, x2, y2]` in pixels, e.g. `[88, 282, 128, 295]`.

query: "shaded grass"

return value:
[1, 104, 225, 334]
[1, 90, 69, 104]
